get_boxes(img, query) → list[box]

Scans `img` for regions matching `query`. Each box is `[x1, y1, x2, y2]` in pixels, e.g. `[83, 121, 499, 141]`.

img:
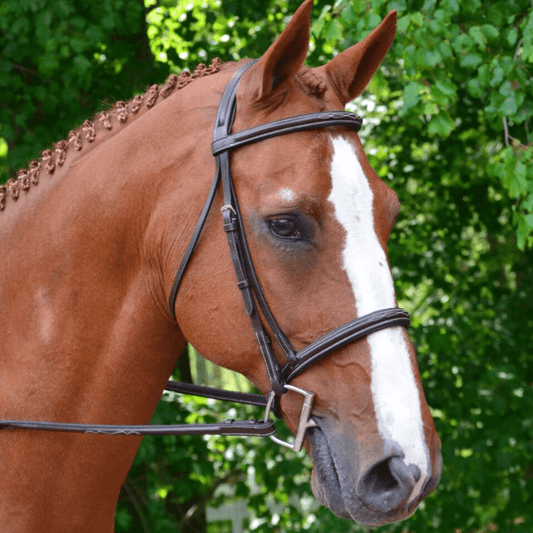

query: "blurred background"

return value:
[1, 0, 532, 531]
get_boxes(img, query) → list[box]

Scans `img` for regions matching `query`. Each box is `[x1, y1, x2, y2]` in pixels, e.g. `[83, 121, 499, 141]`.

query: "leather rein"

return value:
[0, 60, 410, 451]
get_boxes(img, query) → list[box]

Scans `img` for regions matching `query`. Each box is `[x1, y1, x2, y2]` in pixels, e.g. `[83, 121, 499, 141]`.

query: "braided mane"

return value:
[0, 58, 224, 212]
[1, 58, 327, 213]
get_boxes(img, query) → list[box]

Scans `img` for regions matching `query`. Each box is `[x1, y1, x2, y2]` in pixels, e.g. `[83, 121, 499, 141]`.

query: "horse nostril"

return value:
[357, 456, 421, 513]
[365, 458, 399, 493]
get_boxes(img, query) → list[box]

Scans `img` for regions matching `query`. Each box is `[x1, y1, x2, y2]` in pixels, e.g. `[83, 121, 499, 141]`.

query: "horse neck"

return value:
[0, 82, 220, 530]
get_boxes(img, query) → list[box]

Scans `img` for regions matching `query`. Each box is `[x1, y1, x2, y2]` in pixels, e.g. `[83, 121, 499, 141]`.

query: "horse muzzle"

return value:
[308, 416, 442, 527]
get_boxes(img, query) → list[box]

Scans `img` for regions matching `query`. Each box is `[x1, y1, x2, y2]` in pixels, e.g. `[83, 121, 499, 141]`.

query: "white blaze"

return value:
[328, 136, 428, 498]
[279, 188, 295, 202]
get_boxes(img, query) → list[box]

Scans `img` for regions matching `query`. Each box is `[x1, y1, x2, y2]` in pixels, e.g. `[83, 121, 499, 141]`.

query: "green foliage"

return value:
[491, 143, 533, 249]
[319, 0, 533, 249]
[2, 0, 532, 532]
[0, 0, 165, 178]
[142, 0, 334, 78]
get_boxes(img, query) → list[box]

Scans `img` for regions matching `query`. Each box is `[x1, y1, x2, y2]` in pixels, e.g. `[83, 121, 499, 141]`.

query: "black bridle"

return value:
[0, 60, 410, 451]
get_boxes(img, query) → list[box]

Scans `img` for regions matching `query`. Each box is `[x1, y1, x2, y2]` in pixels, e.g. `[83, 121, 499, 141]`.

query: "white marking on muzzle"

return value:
[328, 135, 428, 499]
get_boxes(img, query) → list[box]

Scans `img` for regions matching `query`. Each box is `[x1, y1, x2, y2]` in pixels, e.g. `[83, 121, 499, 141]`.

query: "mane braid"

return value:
[296, 66, 327, 98]
[0, 58, 223, 212]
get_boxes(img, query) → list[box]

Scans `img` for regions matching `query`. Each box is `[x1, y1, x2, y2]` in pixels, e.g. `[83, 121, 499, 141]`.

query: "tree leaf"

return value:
[428, 111, 455, 136]
[400, 81, 422, 115]
[469, 26, 486, 49]
[460, 52, 483, 69]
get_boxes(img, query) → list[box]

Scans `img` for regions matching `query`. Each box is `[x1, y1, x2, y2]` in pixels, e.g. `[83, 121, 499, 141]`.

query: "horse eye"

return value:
[268, 217, 300, 239]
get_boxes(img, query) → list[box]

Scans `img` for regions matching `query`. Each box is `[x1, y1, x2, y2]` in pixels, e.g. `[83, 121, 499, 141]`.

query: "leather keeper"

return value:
[223, 221, 239, 232]
[237, 279, 252, 289]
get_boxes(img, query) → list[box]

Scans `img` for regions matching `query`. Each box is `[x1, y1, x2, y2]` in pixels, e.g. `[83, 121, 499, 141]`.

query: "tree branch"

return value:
[123, 479, 152, 533]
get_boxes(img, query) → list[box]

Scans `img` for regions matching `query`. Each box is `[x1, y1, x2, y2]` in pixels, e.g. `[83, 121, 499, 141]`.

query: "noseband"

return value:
[0, 60, 410, 451]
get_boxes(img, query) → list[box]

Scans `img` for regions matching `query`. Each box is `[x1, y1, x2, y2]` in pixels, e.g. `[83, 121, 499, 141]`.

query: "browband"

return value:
[212, 111, 362, 155]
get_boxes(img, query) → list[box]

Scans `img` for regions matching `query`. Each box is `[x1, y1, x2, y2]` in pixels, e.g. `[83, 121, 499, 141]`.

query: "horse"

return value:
[0, 0, 441, 530]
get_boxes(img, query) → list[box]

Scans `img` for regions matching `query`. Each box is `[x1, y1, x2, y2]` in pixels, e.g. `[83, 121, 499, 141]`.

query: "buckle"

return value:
[220, 204, 237, 216]
[264, 385, 318, 452]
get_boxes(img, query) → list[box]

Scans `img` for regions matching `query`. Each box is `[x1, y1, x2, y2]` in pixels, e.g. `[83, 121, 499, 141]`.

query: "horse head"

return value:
[171, 0, 441, 526]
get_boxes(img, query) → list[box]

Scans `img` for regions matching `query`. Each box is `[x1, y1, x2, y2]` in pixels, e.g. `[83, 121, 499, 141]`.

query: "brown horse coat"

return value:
[0, 1, 441, 530]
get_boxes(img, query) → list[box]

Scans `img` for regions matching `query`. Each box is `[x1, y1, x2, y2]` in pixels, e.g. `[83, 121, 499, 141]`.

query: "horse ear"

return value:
[314, 11, 397, 105]
[251, 0, 314, 100]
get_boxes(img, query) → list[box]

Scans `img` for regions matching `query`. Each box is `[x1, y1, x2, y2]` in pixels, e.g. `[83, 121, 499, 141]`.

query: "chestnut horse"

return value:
[0, 0, 441, 530]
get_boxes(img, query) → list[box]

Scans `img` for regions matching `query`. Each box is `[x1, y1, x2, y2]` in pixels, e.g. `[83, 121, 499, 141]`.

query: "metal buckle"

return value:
[264, 384, 318, 452]
[220, 205, 237, 216]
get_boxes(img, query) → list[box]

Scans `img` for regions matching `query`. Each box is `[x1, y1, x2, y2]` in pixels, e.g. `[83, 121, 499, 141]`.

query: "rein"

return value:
[0, 60, 410, 451]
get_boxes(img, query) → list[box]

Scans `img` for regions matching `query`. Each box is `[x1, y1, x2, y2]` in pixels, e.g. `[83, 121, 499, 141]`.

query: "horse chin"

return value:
[308, 422, 351, 519]
[307, 419, 420, 527]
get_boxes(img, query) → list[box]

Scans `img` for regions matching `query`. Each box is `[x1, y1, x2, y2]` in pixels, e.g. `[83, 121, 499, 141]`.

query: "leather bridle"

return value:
[0, 60, 410, 452]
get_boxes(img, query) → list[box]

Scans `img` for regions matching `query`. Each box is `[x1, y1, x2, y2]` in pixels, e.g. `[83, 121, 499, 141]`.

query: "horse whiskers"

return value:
[0, 58, 223, 212]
